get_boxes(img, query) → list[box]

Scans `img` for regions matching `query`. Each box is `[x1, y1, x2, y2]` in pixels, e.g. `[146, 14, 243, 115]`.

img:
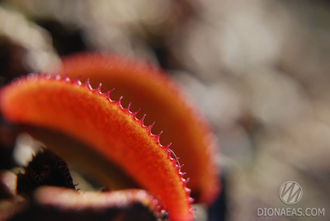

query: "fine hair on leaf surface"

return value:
[0, 74, 194, 221]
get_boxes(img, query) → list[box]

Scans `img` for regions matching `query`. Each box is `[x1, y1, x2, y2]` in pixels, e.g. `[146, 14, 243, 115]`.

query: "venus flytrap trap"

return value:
[0, 53, 220, 221]
[57, 53, 220, 204]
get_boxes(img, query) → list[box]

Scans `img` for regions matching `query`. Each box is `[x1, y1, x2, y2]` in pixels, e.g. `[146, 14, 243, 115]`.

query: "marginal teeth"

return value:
[145, 122, 155, 132]
[114, 96, 123, 106]
[83, 78, 92, 90]
[127, 102, 132, 111]
[179, 172, 187, 177]
[72, 74, 83, 83]
[131, 108, 140, 118]
[153, 131, 163, 145]
[140, 114, 147, 126]
[123, 103, 132, 114]
[102, 88, 114, 99]
[95, 83, 102, 94]
[63, 73, 70, 82]
[1, 70, 197, 221]
[185, 188, 191, 195]
[55, 75, 61, 80]
[39, 73, 194, 215]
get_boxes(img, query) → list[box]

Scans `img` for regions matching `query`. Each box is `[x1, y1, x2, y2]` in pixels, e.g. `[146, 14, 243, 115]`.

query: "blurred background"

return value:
[0, 0, 330, 220]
